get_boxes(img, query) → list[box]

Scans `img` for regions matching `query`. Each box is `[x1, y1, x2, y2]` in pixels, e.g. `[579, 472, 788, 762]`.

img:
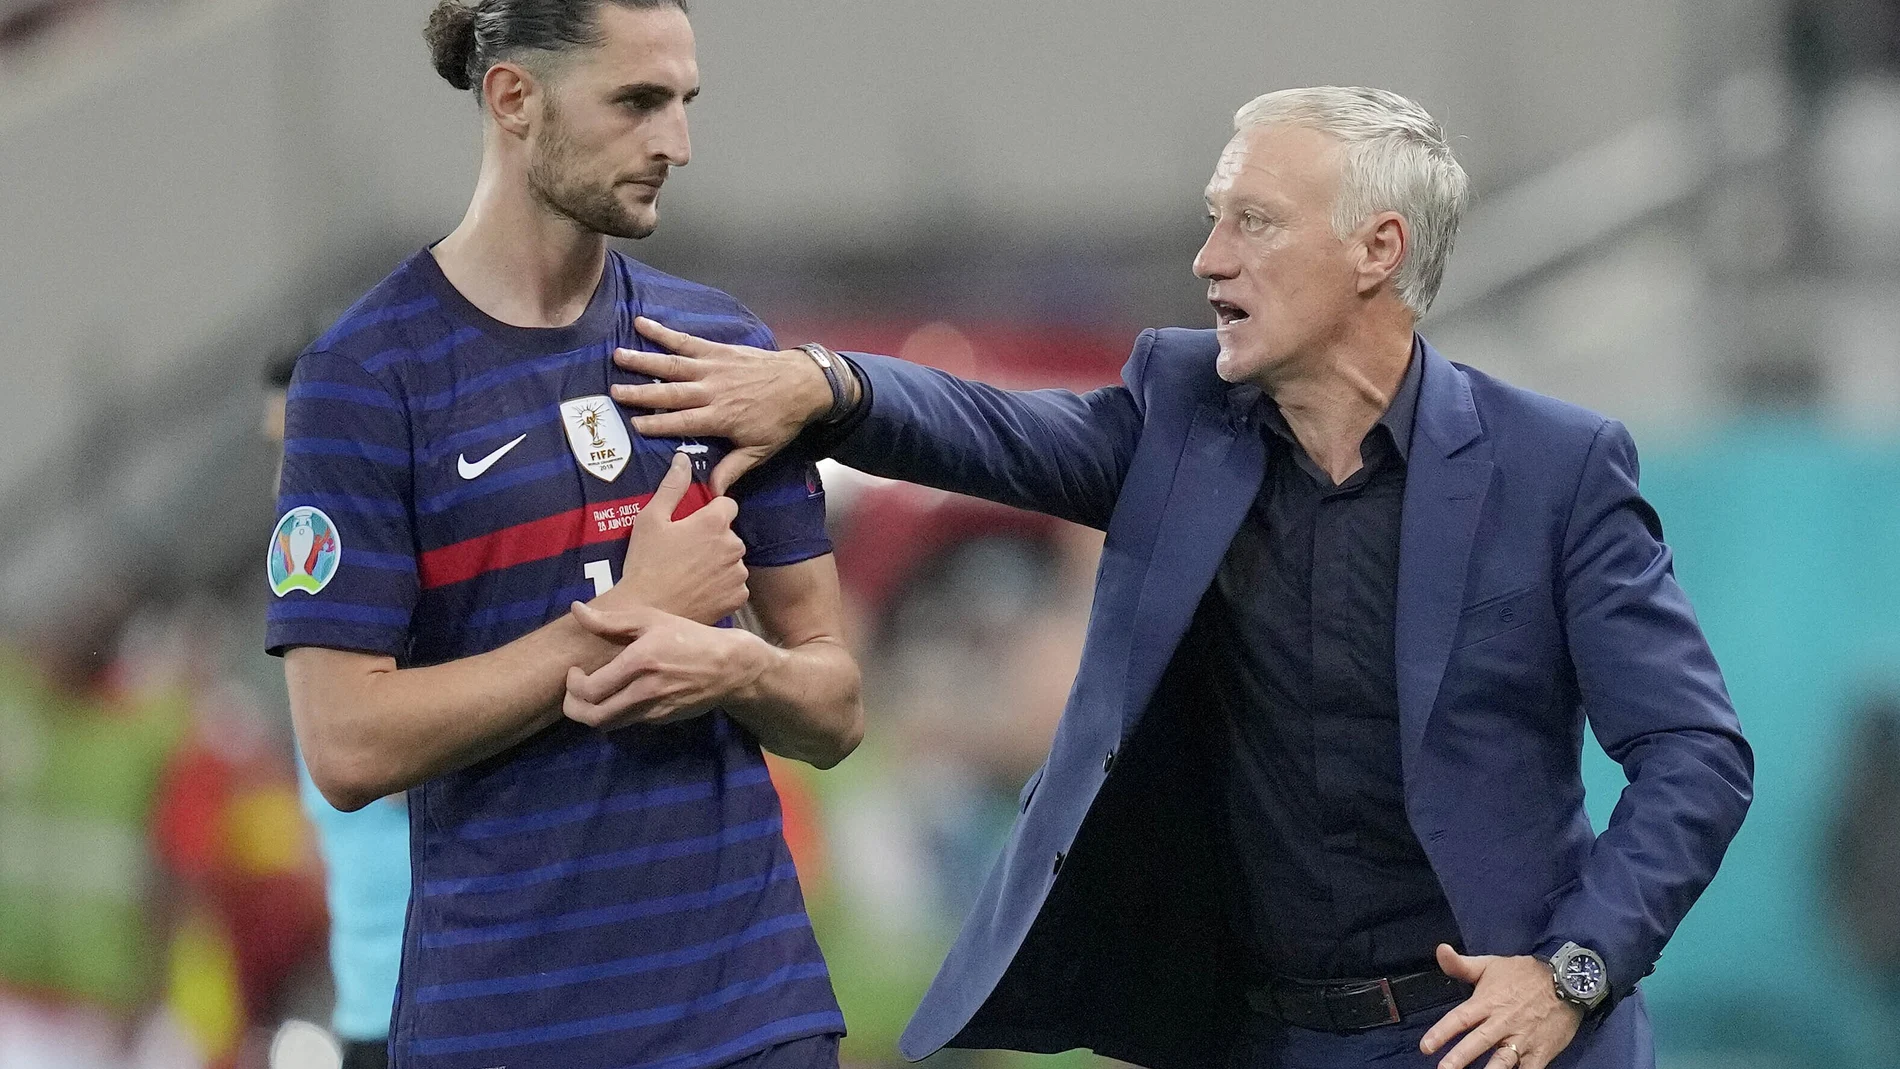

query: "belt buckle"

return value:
[1323, 977, 1402, 1031]
[1375, 976, 1402, 1025]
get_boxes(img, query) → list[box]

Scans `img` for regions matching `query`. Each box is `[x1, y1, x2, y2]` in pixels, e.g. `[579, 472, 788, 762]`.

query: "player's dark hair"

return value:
[424, 0, 688, 94]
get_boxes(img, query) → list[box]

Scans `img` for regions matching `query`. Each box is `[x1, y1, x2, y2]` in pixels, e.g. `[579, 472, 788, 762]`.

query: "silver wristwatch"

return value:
[1547, 942, 1609, 1012]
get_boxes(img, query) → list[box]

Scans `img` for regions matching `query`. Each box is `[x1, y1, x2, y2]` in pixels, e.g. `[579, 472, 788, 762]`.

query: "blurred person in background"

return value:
[1824, 690, 1900, 1033]
[267, 3, 861, 1069]
[0, 592, 193, 1069]
[593, 87, 1754, 1069]
[800, 498, 1102, 1067]
[0, 591, 327, 1069]
[264, 351, 411, 1069]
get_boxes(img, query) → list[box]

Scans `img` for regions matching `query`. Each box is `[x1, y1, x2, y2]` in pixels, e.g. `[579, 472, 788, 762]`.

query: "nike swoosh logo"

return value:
[457, 433, 529, 480]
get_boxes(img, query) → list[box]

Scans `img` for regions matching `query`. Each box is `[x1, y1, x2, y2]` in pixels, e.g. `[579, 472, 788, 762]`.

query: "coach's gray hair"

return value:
[1233, 86, 1468, 316]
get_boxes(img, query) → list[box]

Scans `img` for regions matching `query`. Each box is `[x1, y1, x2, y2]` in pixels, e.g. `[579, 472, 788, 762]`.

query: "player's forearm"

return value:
[291, 616, 620, 811]
[724, 635, 863, 769]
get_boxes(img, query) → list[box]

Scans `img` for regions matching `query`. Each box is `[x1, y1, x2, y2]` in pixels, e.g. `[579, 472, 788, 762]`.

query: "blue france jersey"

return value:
[266, 249, 844, 1069]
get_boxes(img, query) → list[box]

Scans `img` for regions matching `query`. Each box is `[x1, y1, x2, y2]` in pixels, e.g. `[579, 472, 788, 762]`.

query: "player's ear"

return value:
[483, 61, 537, 138]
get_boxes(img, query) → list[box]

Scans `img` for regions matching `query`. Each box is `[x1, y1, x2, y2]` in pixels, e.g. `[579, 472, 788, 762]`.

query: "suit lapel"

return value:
[1395, 341, 1493, 771]
[1119, 388, 1266, 735]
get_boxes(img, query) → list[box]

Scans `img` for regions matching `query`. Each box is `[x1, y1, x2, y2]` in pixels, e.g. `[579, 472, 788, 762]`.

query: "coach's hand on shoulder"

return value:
[1420, 944, 1582, 1069]
[562, 601, 772, 731]
[602, 451, 749, 625]
[611, 317, 838, 493]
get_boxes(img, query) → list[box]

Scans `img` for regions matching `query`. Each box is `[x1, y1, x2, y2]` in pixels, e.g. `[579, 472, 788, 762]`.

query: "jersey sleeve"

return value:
[728, 321, 833, 569]
[265, 351, 419, 659]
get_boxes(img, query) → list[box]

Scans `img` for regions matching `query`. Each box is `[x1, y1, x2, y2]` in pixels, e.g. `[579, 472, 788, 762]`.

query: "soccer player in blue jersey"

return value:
[265, 2, 862, 1067]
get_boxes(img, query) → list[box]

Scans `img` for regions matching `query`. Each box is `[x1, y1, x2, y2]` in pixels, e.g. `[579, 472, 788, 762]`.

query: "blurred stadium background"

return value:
[3, 0, 1899, 1066]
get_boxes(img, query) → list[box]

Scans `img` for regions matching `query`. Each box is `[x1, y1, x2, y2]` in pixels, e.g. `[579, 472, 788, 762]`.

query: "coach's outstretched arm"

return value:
[288, 455, 749, 812]
[616, 318, 1150, 530]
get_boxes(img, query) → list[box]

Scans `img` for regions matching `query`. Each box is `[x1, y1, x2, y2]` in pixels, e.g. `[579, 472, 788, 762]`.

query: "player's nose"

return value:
[654, 103, 691, 168]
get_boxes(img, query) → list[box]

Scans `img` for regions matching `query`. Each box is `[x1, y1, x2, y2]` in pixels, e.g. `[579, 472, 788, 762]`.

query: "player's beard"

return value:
[527, 96, 659, 241]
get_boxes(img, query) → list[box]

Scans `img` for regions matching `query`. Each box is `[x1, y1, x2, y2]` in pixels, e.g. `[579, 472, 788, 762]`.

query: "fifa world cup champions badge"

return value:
[562, 395, 632, 481]
[269, 505, 342, 597]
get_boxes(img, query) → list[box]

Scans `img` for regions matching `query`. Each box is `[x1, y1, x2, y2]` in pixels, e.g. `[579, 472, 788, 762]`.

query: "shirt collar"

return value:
[1381, 335, 1424, 463]
[1259, 334, 1424, 463]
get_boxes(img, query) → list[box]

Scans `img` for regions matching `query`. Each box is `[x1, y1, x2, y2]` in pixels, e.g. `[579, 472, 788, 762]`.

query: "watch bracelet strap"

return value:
[798, 343, 853, 424]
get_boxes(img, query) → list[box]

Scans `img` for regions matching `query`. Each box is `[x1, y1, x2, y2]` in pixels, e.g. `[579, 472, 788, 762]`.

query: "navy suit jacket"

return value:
[825, 329, 1752, 1069]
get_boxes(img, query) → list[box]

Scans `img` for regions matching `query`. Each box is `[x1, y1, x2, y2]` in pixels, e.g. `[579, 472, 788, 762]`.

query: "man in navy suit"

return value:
[572, 87, 1753, 1069]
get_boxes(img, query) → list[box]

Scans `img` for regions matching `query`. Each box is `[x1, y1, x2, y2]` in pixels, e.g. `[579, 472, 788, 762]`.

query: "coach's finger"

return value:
[1436, 1021, 1505, 1069]
[634, 317, 714, 358]
[614, 346, 702, 382]
[711, 447, 770, 496]
[612, 381, 707, 411]
[628, 410, 722, 440]
[1478, 1042, 1525, 1069]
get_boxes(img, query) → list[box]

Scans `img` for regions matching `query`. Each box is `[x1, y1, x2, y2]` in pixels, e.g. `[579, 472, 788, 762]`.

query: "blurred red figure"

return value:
[0, 602, 326, 1069]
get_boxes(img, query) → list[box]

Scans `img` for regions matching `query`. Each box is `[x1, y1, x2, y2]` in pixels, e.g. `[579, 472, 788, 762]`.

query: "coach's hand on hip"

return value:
[598, 451, 749, 626]
[611, 317, 843, 493]
[1419, 943, 1582, 1069]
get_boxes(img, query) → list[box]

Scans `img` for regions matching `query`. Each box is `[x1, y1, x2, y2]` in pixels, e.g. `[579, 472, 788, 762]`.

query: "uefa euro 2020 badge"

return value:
[269, 506, 341, 597]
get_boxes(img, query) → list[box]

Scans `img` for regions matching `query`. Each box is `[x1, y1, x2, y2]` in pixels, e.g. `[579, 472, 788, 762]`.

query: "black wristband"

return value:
[797, 343, 852, 424]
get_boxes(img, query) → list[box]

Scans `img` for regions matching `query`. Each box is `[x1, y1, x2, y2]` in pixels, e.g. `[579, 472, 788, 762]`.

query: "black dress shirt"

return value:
[1199, 347, 1464, 981]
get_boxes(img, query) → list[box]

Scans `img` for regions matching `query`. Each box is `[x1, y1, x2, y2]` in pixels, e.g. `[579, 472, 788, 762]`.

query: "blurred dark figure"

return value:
[1824, 691, 1900, 1010]
[1789, 0, 1900, 93]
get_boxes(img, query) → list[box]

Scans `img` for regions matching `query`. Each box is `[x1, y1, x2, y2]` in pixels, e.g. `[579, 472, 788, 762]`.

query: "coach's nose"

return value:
[1194, 219, 1239, 282]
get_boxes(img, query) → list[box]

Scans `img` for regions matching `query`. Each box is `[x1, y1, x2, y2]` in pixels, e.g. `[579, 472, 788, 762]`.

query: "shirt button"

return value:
[1052, 851, 1066, 876]
[1103, 750, 1117, 774]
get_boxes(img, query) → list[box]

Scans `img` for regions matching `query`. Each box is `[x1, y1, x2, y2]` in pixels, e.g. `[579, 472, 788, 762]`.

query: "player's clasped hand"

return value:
[1419, 944, 1583, 1069]
[610, 316, 835, 493]
[561, 601, 773, 731]
[597, 450, 749, 626]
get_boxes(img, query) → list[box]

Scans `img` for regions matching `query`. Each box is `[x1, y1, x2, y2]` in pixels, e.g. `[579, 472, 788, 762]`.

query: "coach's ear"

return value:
[483, 61, 540, 139]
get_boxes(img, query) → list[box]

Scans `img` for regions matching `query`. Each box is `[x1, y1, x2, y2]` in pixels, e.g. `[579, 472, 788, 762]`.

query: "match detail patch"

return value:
[269, 506, 342, 597]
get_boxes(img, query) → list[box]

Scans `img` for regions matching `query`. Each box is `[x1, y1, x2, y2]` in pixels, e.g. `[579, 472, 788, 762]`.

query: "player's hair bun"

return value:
[424, 0, 481, 91]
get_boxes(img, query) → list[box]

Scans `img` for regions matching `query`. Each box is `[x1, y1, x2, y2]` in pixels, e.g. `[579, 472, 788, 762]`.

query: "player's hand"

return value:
[611, 317, 839, 493]
[598, 451, 748, 626]
[563, 601, 775, 730]
[1419, 945, 1583, 1069]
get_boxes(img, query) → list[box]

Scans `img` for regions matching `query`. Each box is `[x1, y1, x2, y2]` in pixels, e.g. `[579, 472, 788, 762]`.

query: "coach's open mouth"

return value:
[1211, 299, 1250, 326]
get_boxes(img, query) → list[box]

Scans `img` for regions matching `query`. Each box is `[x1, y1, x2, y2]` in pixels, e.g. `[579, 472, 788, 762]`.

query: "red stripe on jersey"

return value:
[418, 482, 716, 590]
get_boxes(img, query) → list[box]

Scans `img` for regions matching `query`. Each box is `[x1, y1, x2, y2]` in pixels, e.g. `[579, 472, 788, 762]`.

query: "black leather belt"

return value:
[1248, 971, 1473, 1033]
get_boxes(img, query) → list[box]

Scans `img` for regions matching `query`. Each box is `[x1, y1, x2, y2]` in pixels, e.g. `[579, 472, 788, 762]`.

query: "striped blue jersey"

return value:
[266, 248, 844, 1069]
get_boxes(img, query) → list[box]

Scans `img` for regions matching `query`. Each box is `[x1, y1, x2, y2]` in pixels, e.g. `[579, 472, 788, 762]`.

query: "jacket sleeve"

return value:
[822, 329, 1156, 530]
[1539, 418, 1754, 1001]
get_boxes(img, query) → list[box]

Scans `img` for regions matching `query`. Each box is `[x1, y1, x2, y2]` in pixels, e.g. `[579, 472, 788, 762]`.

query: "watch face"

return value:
[1560, 951, 1605, 999]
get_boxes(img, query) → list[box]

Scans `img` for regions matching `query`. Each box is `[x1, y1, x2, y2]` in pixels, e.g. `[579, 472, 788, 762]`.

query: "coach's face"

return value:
[1195, 123, 1364, 385]
[527, 4, 698, 239]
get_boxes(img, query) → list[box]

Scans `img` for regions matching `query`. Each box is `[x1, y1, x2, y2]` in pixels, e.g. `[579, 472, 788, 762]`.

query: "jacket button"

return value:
[1103, 750, 1117, 774]
[1052, 851, 1065, 876]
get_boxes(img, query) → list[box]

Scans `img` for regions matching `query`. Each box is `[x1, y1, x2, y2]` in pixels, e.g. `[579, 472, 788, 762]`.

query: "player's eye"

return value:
[618, 91, 671, 113]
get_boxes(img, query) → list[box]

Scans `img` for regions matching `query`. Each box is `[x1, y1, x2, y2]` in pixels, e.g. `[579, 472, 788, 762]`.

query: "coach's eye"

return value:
[1240, 211, 1268, 234]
